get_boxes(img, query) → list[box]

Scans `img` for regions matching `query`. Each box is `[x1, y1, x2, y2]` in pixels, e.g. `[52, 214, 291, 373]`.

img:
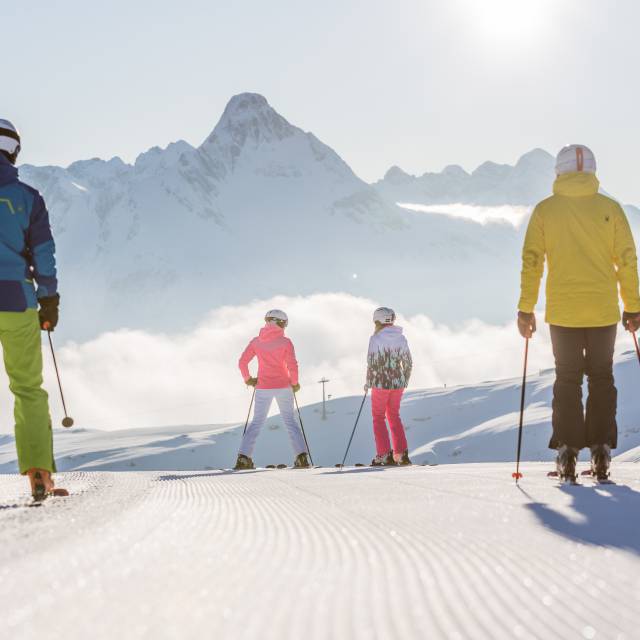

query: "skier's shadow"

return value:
[522, 483, 640, 555]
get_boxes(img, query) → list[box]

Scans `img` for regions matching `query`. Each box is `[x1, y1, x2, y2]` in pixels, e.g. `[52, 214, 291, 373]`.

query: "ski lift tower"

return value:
[318, 377, 330, 420]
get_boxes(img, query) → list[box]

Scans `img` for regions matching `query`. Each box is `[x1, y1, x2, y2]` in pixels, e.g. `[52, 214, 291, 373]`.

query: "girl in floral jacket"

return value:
[365, 307, 413, 466]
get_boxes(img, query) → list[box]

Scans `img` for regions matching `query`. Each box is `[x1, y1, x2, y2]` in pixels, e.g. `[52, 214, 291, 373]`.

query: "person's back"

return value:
[365, 307, 413, 466]
[235, 310, 308, 470]
[0, 119, 64, 500]
[521, 168, 638, 328]
[367, 325, 412, 390]
[0, 142, 57, 313]
[518, 144, 640, 483]
[240, 324, 298, 390]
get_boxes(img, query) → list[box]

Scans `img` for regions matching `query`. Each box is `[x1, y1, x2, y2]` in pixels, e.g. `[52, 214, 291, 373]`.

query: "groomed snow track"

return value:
[1, 464, 639, 640]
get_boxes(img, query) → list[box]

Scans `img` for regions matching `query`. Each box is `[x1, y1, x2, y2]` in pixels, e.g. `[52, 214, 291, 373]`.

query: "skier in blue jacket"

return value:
[0, 119, 67, 500]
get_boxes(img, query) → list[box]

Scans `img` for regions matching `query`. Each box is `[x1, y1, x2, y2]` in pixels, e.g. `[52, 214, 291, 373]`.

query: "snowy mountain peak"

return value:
[383, 165, 413, 184]
[201, 92, 297, 153]
[514, 148, 554, 171]
[441, 164, 468, 178]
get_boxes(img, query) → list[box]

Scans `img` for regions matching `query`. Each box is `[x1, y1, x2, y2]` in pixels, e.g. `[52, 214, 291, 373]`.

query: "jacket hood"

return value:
[553, 172, 600, 197]
[0, 153, 17, 187]
[374, 325, 404, 342]
[258, 324, 285, 342]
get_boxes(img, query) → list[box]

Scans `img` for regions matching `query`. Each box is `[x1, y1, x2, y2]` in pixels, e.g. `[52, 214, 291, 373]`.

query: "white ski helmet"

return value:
[555, 144, 596, 176]
[265, 309, 288, 326]
[373, 307, 396, 324]
[0, 119, 21, 164]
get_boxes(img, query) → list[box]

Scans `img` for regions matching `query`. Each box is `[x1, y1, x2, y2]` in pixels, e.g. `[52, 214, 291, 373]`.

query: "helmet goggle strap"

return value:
[266, 317, 288, 328]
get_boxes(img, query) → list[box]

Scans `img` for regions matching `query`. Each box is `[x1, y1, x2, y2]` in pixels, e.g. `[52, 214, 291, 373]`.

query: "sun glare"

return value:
[465, 0, 550, 44]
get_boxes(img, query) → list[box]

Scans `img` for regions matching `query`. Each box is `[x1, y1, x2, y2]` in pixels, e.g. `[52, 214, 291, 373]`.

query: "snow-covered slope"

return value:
[2, 351, 639, 472]
[1, 466, 639, 640]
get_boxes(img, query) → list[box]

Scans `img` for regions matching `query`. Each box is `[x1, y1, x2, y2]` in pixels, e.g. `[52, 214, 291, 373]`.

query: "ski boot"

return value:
[555, 445, 579, 483]
[27, 469, 69, 502]
[233, 454, 255, 470]
[590, 444, 611, 482]
[394, 450, 412, 466]
[371, 451, 396, 466]
[294, 452, 311, 469]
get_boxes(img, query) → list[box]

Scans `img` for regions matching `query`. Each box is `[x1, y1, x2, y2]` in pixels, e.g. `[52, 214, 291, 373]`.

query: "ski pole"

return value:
[242, 387, 256, 436]
[293, 392, 313, 466]
[512, 338, 529, 482]
[632, 330, 640, 365]
[339, 390, 368, 470]
[44, 325, 74, 428]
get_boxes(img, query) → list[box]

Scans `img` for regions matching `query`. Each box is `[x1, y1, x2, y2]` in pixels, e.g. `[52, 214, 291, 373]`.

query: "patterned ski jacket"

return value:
[366, 326, 412, 389]
[0, 154, 57, 311]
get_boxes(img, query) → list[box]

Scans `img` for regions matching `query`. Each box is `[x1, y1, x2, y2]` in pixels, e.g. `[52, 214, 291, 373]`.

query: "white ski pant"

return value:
[239, 388, 307, 458]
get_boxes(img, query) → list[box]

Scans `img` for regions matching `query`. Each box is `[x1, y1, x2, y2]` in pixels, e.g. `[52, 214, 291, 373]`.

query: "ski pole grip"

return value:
[43, 321, 51, 331]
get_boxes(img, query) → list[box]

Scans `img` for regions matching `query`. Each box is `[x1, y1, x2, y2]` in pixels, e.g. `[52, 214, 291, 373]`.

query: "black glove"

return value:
[622, 311, 640, 332]
[291, 383, 301, 393]
[245, 377, 258, 387]
[38, 294, 60, 331]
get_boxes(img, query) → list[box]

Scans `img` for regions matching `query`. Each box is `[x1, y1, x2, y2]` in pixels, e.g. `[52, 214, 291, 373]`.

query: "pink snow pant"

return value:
[371, 388, 408, 456]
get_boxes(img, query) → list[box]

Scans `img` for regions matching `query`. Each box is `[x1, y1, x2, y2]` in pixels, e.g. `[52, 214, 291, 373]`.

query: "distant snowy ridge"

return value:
[376, 148, 556, 206]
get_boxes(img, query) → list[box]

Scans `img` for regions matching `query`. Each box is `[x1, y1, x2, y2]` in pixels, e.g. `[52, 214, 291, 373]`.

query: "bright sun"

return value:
[466, 0, 550, 43]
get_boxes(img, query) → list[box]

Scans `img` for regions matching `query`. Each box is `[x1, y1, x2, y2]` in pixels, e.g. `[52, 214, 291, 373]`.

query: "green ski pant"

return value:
[0, 309, 55, 474]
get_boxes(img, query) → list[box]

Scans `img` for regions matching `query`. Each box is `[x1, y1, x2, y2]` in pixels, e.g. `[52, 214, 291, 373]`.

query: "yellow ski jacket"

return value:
[518, 172, 640, 327]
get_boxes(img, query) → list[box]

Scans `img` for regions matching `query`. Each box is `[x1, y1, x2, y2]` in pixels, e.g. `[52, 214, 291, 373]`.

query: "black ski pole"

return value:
[512, 338, 529, 482]
[293, 392, 313, 466]
[44, 326, 74, 428]
[339, 390, 368, 470]
[242, 387, 256, 436]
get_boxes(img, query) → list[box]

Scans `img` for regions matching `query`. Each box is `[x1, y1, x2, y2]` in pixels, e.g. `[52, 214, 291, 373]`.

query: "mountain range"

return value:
[19, 93, 640, 340]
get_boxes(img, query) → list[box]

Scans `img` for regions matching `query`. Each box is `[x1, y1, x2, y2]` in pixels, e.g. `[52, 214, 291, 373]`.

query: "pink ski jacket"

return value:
[238, 324, 299, 389]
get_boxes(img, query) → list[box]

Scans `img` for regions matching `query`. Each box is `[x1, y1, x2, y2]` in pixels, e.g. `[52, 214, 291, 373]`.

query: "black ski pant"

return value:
[548, 324, 617, 451]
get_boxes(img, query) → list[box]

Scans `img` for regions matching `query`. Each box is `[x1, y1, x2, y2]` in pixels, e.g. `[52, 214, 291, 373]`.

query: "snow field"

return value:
[1, 464, 639, 640]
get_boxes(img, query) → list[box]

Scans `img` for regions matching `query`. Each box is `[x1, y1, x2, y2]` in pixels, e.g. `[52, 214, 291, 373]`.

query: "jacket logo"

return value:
[0, 198, 15, 214]
[605, 216, 610, 223]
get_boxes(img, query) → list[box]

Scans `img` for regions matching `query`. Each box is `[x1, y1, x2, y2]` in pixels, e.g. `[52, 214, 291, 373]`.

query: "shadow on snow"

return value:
[521, 483, 640, 555]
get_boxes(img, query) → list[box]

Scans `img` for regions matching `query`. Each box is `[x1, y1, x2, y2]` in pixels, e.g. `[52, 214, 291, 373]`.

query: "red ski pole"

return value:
[512, 338, 529, 482]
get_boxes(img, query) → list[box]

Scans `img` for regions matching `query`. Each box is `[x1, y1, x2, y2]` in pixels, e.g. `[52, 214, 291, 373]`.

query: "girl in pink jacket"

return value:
[234, 309, 310, 470]
[365, 307, 413, 466]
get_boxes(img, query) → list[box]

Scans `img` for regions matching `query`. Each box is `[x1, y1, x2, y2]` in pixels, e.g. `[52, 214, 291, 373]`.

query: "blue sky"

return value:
[4, 0, 640, 202]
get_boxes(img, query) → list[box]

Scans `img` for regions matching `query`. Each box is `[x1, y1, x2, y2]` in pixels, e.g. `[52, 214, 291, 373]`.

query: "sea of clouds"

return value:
[0, 293, 634, 432]
[398, 203, 532, 227]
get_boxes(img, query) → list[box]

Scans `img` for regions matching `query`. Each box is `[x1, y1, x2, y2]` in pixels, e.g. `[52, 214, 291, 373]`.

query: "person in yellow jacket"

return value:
[518, 144, 640, 482]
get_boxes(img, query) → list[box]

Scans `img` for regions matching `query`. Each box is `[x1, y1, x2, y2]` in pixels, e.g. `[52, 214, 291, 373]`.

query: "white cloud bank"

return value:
[398, 203, 532, 227]
[0, 293, 634, 432]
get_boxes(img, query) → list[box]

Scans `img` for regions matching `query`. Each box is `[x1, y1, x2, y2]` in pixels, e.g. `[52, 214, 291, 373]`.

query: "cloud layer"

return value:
[0, 293, 633, 432]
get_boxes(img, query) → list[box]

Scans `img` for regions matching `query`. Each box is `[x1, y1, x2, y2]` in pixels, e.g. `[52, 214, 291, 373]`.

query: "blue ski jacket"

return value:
[0, 153, 57, 311]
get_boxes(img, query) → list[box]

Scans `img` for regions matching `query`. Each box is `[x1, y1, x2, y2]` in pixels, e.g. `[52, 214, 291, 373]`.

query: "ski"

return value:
[580, 469, 615, 484]
[547, 470, 579, 485]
